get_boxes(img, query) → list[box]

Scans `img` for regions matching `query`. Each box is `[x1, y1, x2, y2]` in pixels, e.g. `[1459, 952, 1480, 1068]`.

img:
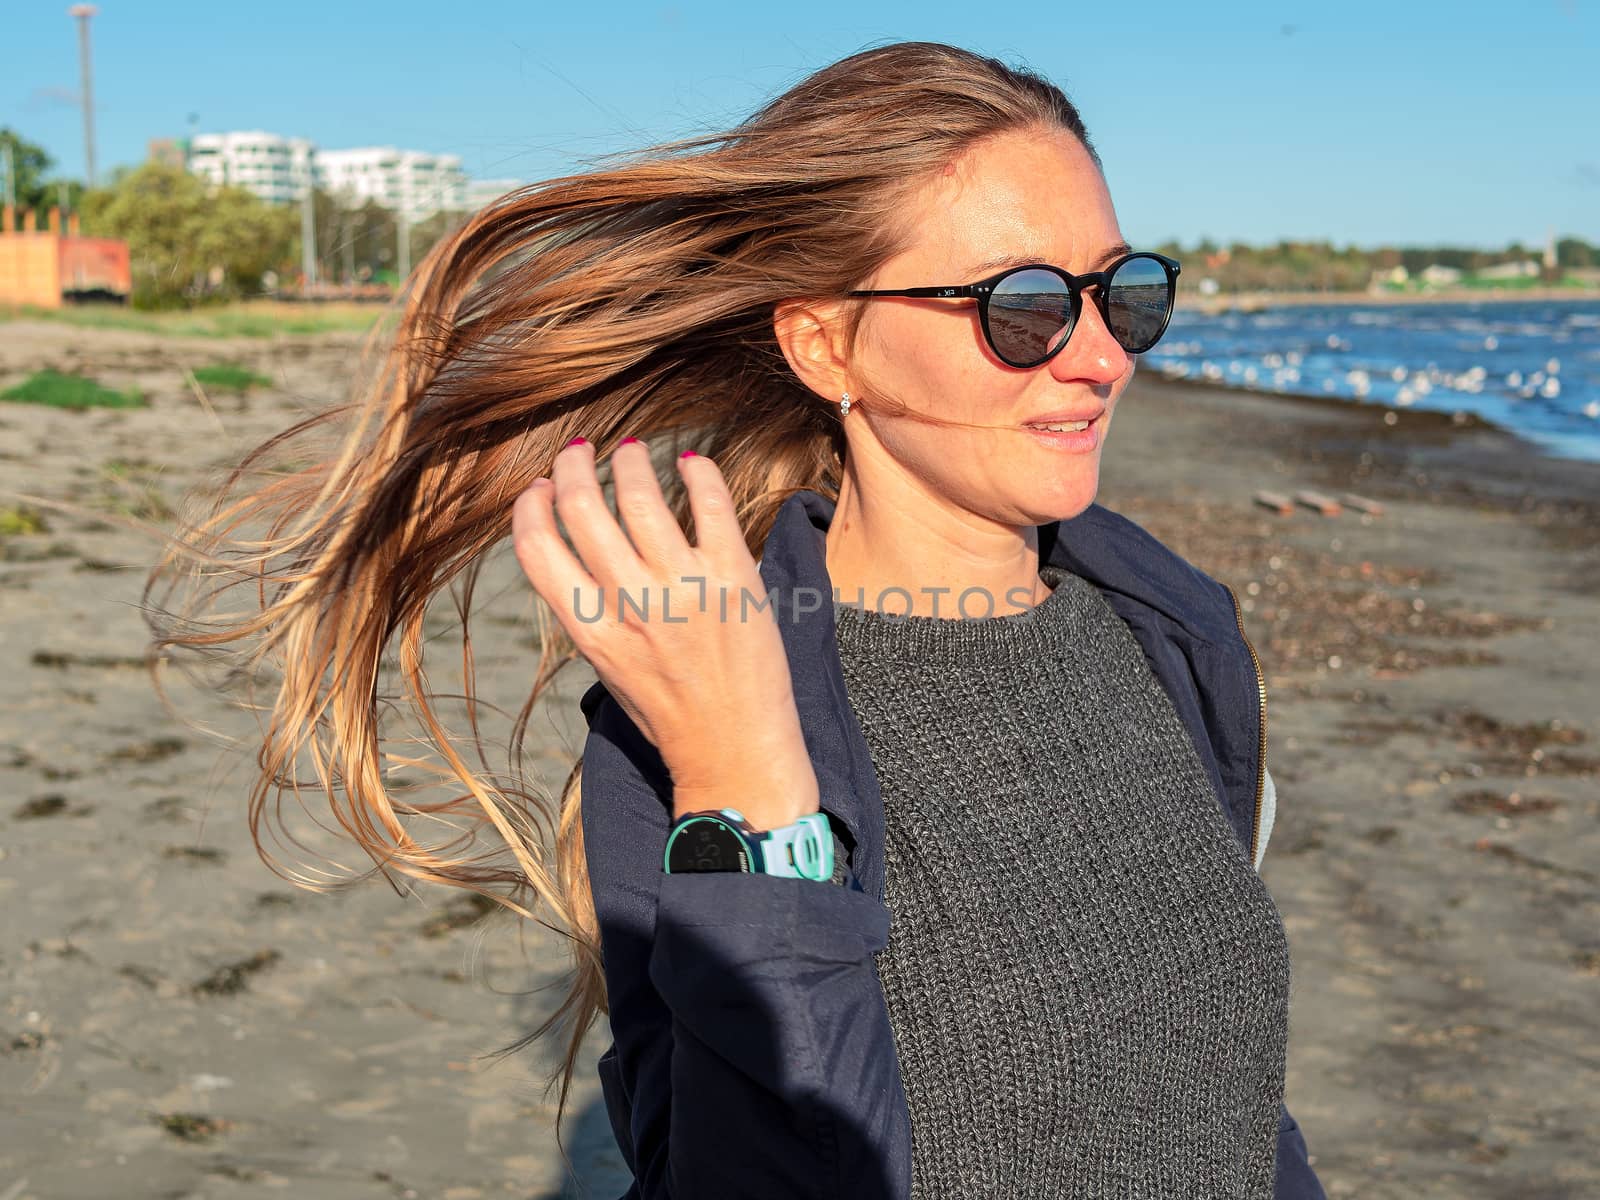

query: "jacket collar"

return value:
[756, 488, 1253, 899]
[760, 488, 1240, 644]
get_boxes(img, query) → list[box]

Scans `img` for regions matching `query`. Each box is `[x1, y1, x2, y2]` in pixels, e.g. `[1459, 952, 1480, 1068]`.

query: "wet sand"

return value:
[1, 320, 1597, 1198]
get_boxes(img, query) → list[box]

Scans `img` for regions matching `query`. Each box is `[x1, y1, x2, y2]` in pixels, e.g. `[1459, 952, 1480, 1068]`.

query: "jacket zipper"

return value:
[1223, 582, 1268, 865]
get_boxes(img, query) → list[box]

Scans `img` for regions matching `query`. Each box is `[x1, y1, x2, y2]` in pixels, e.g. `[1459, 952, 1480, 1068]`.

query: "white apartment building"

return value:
[184, 134, 470, 221]
[187, 132, 320, 205]
[317, 148, 468, 221]
[465, 178, 526, 211]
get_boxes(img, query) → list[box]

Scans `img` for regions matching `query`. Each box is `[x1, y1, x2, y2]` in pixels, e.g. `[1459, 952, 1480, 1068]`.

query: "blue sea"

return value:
[1145, 299, 1600, 463]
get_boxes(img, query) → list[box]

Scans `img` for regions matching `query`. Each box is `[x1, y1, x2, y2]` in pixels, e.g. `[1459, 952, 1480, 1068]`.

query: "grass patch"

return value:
[1, 300, 392, 338]
[96, 457, 176, 522]
[0, 505, 48, 536]
[0, 369, 146, 411]
[189, 363, 272, 393]
[102, 456, 152, 478]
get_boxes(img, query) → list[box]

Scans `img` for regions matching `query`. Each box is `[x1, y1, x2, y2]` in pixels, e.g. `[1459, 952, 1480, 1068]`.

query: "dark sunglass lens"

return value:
[1105, 256, 1174, 352]
[988, 268, 1073, 365]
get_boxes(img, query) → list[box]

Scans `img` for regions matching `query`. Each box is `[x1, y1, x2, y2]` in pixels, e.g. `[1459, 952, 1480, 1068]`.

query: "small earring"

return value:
[839, 392, 852, 417]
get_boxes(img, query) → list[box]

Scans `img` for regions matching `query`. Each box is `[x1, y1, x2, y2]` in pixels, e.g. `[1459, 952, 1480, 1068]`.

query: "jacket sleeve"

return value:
[580, 682, 913, 1200]
[1275, 1102, 1327, 1199]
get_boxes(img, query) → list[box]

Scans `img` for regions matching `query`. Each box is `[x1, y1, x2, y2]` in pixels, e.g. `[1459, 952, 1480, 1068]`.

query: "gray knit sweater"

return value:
[830, 564, 1292, 1199]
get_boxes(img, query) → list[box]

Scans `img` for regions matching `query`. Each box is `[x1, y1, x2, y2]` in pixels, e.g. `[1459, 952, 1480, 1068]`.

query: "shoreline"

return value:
[1114, 374, 1600, 536]
[1147, 371, 1600, 469]
[1179, 286, 1598, 313]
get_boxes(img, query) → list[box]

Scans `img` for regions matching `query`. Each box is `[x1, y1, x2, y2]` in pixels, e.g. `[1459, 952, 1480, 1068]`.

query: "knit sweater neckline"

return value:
[831, 564, 1089, 665]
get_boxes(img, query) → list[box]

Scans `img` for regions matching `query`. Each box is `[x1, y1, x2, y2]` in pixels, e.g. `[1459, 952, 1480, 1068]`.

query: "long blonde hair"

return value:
[143, 39, 1096, 1158]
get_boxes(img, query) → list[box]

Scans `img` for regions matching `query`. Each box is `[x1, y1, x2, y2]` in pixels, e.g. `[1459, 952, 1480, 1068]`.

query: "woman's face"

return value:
[848, 126, 1137, 528]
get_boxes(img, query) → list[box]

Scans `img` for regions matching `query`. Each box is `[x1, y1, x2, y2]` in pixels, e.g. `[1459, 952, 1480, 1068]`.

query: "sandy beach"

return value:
[2, 318, 1597, 1198]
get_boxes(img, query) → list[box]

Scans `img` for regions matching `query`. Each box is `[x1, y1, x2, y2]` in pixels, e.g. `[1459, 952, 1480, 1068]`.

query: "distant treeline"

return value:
[1150, 236, 1598, 294]
[74, 161, 473, 309]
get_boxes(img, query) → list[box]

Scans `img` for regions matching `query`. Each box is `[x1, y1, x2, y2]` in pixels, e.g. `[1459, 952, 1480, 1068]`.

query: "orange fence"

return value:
[0, 205, 131, 307]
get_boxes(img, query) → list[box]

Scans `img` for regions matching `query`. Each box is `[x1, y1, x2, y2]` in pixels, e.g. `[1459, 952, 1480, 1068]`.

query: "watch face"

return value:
[666, 818, 753, 873]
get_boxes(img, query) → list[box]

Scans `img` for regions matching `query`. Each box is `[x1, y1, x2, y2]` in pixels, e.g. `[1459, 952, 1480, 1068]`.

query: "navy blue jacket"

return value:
[579, 488, 1326, 1199]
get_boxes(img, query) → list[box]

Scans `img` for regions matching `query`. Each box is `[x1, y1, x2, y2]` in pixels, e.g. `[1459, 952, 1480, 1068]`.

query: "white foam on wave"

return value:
[1141, 301, 1600, 458]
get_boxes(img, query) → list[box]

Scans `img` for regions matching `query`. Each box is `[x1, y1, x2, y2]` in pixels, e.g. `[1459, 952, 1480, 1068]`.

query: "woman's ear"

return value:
[773, 299, 851, 402]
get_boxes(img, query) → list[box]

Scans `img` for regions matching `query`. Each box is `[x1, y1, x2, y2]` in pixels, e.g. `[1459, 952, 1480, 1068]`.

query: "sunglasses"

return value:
[847, 251, 1182, 368]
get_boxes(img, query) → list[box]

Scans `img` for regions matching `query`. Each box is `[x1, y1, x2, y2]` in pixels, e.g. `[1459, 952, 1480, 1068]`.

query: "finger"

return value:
[676, 450, 751, 568]
[550, 438, 647, 591]
[609, 438, 693, 568]
[511, 478, 601, 627]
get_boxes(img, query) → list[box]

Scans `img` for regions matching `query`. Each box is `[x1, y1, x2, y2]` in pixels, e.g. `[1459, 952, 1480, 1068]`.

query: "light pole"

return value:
[398, 207, 410, 284]
[300, 171, 318, 293]
[69, 5, 98, 188]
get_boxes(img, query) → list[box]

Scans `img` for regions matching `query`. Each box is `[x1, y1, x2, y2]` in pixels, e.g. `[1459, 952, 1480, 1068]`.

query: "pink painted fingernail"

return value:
[566, 436, 587, 447]
[619, 436, 641, 445]
[679, 449, 697, 459]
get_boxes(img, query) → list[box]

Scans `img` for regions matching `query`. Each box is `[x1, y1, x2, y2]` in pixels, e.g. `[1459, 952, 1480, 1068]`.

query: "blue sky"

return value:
[7, 1, 1597, 248]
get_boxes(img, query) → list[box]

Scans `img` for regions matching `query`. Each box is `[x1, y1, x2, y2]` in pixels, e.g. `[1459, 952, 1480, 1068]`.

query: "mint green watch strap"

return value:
[754, 810, 834, 882]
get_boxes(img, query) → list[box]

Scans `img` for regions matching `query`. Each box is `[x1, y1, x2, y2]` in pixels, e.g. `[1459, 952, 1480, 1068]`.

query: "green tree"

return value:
[310, 192, 426, 282]
[39, 178, 88, 213]
[79, 161, 297, 309]
[1, 128, 53, 208]
[1, 128, 86, 213]
[410, 207, 472, 265]
[1556, 237, 1595, 268]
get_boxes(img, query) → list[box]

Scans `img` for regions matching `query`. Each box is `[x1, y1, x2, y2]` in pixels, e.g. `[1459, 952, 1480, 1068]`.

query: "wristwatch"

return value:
[663, 807, 846, 884]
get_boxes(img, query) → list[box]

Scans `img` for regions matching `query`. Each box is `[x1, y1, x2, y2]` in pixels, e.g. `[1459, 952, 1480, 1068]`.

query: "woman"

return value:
[148, 41, 1323, 1199]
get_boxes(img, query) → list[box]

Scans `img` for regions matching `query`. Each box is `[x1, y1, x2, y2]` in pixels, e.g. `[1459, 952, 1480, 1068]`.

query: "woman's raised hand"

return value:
[511, 438, 821, 830]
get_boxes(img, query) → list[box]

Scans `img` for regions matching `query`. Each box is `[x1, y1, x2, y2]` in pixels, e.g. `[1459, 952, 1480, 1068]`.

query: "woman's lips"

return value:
[1020, 411, 1103, 452]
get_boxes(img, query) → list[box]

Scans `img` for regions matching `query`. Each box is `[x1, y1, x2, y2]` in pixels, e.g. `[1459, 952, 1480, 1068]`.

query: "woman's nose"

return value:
[1047, 292, 1130, 385]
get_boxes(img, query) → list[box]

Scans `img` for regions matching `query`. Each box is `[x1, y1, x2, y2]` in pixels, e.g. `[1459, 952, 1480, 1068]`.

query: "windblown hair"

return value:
[144, 39, 1096, 1159]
